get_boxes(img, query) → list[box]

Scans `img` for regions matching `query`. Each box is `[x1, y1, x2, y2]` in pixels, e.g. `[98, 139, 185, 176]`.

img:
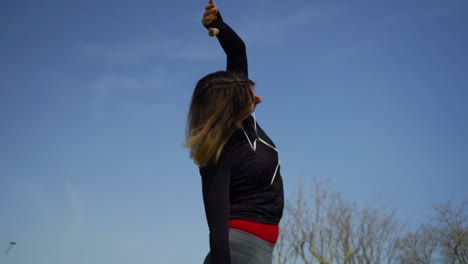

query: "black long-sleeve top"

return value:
[201, 13, 284, 264]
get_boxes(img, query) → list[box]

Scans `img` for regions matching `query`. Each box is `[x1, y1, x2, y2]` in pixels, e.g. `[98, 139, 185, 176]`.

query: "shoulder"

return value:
[199, 129, 248, 177]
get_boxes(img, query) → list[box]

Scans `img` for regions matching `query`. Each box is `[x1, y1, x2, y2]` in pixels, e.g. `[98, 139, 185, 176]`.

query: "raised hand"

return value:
[202, 0, 220, 36]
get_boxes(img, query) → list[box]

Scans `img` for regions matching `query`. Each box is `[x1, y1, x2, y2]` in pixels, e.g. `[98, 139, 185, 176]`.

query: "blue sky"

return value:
[1, 0, 467, 263]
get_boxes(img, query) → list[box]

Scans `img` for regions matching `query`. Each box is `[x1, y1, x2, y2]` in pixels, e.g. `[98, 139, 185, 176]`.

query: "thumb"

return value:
[208, 27, 219, 37]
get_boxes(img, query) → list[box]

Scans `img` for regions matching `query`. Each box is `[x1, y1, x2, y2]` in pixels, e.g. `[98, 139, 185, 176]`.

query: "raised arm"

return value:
[202, 0, 248, 77]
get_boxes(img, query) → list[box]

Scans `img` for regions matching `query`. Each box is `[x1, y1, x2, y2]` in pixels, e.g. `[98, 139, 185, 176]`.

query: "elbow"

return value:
[238, 41, 247, 54]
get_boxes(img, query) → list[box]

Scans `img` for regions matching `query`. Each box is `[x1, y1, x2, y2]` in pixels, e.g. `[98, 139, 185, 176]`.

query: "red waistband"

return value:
[229, 219, 279, 244]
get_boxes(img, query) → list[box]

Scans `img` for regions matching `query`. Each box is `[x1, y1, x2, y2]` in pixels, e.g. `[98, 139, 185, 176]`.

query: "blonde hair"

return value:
[185, 71, 254, 167]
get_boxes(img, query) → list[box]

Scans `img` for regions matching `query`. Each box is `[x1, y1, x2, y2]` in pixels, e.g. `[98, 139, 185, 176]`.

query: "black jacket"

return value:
[200, 11, 284, 264]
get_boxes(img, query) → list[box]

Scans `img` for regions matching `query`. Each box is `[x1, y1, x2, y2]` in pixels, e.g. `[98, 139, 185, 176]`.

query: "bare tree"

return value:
[275, 207, 297, 264]
[435, 201, 468, 264]
[397, 224, 440, 264]
[274, 180, 466, 264]
[353, 208, 401, 264]
[275, 180, 401, 264]
[396, 201, 467, 264]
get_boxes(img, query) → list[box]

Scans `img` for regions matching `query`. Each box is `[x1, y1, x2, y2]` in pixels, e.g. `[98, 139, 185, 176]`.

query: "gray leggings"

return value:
[203, 228, 275, 264]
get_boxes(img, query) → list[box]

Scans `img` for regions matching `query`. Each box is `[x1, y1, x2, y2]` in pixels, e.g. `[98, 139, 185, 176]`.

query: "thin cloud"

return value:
[88, 67, 169, 117]
[381, 3, 462, 27]
[0, 220, 24, 236]
[237, 5, 345, 46]
[79, 32, 221, 64]
[79, 36, 173, 64]
[63, 181, 85, 241]
[78, 4, 344, 64]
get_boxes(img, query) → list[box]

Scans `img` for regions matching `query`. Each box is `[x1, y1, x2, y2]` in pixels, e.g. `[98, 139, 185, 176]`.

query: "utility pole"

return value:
[6, 242, 16, 254]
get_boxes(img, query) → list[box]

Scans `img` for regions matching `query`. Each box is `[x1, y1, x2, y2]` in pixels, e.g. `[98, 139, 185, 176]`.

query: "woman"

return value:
[185, 1, 284, 263]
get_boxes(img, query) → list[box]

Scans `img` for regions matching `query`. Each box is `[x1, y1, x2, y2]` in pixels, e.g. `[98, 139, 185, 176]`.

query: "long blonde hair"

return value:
[185, 71, 254, 167]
